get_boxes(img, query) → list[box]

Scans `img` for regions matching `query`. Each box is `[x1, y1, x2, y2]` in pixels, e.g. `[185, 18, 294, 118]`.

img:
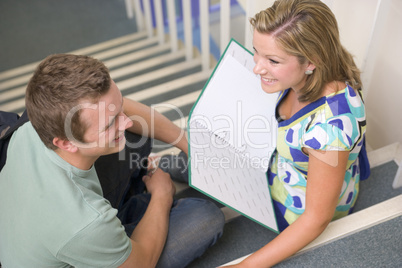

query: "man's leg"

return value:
[156, 198, 225, 268]
[97, 132, 224, 267]
[158, 150, 189, 183]
[117, 193, 152, 236]
[117, 196, 224, 268]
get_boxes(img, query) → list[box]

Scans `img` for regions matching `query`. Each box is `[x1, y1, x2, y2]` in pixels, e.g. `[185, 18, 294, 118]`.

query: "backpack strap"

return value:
[0, 110, 29, 140]
[0, 110, 29, 171]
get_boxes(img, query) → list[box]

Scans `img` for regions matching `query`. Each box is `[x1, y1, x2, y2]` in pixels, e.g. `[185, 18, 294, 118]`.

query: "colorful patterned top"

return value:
[268, 85, 368, 231]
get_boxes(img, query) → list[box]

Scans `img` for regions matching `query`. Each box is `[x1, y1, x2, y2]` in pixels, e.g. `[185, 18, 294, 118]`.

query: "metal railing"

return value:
[124, 0, 248, 71]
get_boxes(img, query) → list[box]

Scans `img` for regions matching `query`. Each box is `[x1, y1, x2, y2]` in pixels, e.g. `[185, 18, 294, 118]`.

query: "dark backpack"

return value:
[0, 110, 29, 172]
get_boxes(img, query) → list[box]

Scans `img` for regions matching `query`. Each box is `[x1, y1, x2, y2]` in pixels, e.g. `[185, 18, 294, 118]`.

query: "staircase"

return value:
[0, 32, 206, 116]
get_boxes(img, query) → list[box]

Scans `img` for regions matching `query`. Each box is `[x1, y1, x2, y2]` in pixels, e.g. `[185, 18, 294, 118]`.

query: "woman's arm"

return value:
[224, 149, 349, 268]
[122, 97, 188, 154]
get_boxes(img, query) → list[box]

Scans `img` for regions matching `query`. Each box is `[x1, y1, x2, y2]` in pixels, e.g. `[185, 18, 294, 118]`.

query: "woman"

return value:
[224, 0, 369, 266]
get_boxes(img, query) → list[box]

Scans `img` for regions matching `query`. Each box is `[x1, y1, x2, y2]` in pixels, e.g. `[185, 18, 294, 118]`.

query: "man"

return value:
[0, 54, 224, 267]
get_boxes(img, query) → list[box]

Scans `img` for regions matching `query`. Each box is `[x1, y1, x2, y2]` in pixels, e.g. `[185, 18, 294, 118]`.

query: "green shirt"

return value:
[0, 123, 131, 267]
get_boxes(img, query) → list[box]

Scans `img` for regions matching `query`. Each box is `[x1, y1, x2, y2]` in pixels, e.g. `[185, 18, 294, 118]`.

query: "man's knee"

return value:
[193, 199, 224, 228]
[156, 198, 224, 268]
[175, 198, 225, 238]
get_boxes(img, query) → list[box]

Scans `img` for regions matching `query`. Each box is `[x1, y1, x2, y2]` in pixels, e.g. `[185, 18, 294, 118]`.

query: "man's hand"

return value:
[119, 168, 176, 268]
[142, 168, 176, 200]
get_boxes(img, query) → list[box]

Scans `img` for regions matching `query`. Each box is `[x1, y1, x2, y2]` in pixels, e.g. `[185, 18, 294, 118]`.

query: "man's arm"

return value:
[123, 97, 188, 154]
[119, 168, 175, 267]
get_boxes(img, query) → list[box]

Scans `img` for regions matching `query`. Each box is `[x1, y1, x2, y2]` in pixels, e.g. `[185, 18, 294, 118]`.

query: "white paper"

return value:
[188, 40, 279, 231]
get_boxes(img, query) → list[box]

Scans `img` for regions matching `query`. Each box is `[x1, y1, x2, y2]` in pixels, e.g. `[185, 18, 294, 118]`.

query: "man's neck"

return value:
[54, 148, 97, 170]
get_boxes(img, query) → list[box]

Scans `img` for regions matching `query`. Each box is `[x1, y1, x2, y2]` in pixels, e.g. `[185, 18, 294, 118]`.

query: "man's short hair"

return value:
[25, 54, 111, 150]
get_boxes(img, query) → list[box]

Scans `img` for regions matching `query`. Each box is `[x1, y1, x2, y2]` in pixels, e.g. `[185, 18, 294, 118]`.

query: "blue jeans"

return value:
[118, 194, 224, 268]
[96, 132, 224, 268]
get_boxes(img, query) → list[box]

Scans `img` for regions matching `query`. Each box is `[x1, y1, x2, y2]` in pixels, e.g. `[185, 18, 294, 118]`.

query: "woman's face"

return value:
[252, 30, 315, 95]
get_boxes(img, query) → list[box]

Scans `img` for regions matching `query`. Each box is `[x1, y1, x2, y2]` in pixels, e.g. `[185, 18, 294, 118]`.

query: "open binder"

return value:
[188, 39, 280, 233]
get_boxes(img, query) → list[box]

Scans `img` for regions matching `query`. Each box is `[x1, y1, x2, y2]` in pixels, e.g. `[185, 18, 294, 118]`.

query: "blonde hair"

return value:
[250, 0, 361, 102]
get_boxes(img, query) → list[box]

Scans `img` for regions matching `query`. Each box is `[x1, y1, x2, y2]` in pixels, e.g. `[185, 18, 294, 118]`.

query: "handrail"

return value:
[125, 0, 246, 70]
[154, 0, 164, 45]
[199, 0, 210, 70]
[124, 0, 134, 19]
[143, 0, 153, 38]
[220, 0, 230, 54]
[244, 0, 254, 51]
[183, 0, 194, 61]
[167, 0, 179, 53]
[133, 0, 145, 32]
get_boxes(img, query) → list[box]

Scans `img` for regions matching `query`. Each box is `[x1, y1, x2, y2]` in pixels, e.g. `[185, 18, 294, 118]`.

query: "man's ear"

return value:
[53, 137, 78, 153]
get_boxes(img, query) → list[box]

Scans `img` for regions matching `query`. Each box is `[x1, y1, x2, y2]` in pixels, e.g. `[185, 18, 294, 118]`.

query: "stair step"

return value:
[153, 90, 202, 114]
[91, 36, 160, 61]
[71, 31, 148, 57]
[125, 70, 210, 102]
[223, 195, 402, 266]
[116, 58, 202, 95]
[0, 73, 32, 91]
[0, 43, 178, 107]
[110, 50, 186, 80]
[0, 33, 207, 115]
[105, 43, 171, 69]
[0, 31, 149, 82]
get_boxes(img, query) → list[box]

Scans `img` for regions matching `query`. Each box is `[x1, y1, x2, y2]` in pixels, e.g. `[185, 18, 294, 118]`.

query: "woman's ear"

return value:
[304, 62, 316, 75]
[52, 137, 78, 153]
[307, 62, 316, 72]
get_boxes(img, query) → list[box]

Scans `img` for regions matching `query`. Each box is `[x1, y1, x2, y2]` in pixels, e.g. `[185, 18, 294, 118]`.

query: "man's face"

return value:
[76, 81, 133, 159]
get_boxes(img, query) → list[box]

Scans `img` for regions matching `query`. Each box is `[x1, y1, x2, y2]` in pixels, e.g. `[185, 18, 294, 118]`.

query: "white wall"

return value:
[328, 0, 402, 150]
[362, 0, 402, 150]
[324, 0, 379, 70]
